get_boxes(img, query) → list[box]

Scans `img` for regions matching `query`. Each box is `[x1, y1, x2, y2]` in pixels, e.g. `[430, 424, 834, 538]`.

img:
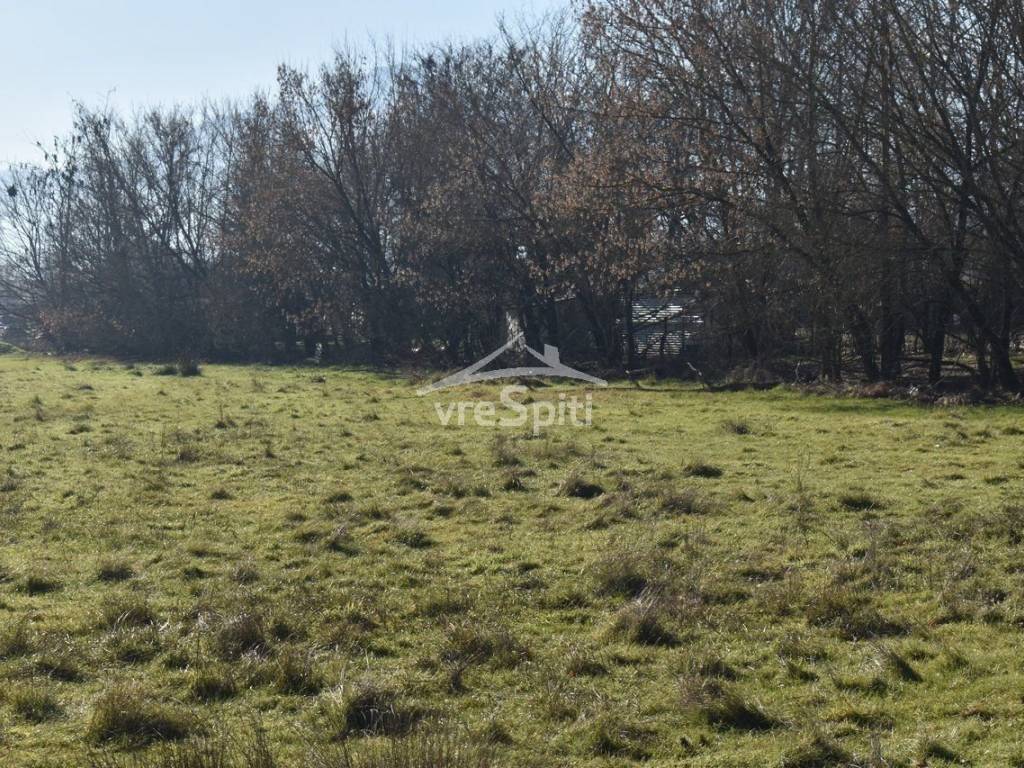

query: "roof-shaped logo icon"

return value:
[417, 334, 608, 395]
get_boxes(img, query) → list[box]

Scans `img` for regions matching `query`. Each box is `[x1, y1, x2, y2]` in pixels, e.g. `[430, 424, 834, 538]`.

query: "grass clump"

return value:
[722, 419, 751, 435]
[189, 666, 238, 702]
[88, 727, 277, 768]
[8, 684, 63, 723]
[805, 586, 907, 640]
[99, 593, 159, 629]
[657, 486, 710, 515]
[322, 679, 422, 738]
[588, 545, 673, 598]
[838, 491, 886, 511]
[309, 731, 490, 768]
[97, 558, 134, 582]
[393, 527, 434, 550]
[17, 571, 63, 595]
[780, 733, 851, 767]
[0, 617, 34, 658]
[696, 688, 776, 731]
[272, 648, 323, 695]
[556, 468, 604, 499]
[441, 620, 530, 669]
[607, 594, 678, 647]
[214, 610, 269, 660]
[579, 714, 651, 759]
[86, 685, 193, 746]
[683, 461, 724, 479]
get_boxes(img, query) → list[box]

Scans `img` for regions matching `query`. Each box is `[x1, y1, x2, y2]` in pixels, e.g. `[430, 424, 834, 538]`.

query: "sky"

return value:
[0, 0, 564, 166]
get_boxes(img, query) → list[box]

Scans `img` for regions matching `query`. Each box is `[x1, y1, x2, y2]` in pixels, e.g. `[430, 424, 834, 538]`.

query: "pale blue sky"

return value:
[0, 0, 564, 165]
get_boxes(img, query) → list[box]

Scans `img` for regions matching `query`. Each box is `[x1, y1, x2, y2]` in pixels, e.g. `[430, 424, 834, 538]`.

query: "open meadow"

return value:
[1, 351, 1024, 767]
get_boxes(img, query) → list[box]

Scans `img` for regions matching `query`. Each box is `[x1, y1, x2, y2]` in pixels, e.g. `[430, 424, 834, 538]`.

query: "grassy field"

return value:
[1, 351, 1024, 767]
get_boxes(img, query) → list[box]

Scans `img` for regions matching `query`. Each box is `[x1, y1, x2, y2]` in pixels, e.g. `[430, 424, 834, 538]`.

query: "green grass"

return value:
[1, 352, 1024, 765]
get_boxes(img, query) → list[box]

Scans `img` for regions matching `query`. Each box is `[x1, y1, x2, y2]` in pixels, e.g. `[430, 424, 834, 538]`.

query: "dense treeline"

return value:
[2, 0, 1023, 388]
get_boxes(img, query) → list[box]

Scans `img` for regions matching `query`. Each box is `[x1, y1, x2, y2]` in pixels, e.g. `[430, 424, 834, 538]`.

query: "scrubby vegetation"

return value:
[2, 352, 1024, 765]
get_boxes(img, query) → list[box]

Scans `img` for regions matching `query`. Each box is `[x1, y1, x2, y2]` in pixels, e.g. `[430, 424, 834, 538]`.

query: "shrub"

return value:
[86, 685, 193, 745]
